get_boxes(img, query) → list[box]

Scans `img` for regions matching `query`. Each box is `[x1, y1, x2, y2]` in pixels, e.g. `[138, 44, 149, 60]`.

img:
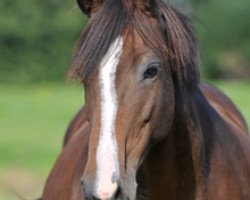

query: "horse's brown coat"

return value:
[42, 0, 250, 199]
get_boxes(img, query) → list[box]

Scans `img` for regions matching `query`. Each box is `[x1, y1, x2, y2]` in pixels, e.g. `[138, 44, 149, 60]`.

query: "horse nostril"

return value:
[92, 197, 101, 200]
[81, 176, 94, 199]
[114, 186, 122, 199]
[80, 178, 84, 187]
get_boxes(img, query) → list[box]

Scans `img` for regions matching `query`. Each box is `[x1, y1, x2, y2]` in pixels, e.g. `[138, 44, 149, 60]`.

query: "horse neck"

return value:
[137, 89, 215, 199]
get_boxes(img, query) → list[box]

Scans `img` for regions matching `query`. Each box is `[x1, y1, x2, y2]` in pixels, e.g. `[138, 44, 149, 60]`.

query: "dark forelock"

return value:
[69, 0, 199, 91]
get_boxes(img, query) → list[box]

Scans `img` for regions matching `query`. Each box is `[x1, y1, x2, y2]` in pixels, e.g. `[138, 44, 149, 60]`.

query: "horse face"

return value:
[82, 31, 175, 200]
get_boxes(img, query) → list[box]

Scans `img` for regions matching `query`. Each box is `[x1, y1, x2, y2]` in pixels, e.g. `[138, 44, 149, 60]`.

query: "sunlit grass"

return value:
[0, 83, 83, 174]
[214, 80, 250, 127]
[0, 83, 83, 199]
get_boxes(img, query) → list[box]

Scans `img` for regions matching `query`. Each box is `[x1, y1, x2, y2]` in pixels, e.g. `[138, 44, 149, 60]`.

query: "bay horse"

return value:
[42, 0, 250, 199]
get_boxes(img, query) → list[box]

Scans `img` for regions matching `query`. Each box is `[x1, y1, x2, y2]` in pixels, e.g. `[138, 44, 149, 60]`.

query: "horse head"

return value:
[69, 0, 199, 199]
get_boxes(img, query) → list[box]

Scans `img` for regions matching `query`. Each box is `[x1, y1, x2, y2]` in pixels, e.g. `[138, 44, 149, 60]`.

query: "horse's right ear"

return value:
[76, 0, 95, 16]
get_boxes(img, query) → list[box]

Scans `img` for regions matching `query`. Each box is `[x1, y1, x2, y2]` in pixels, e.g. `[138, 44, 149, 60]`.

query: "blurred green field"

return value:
[0, 81, 249, 200]
[0, 83, 83, 200]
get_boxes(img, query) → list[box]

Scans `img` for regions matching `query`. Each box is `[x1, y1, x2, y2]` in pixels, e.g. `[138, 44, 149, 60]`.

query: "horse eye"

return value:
[143, 63, 160, 79]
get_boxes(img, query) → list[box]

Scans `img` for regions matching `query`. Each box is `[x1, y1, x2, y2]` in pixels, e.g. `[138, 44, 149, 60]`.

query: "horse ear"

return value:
[76, 0, 98, 16]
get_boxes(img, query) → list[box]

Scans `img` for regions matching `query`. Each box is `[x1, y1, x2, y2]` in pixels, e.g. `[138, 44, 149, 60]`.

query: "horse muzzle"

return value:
[81, 177, 129, 200]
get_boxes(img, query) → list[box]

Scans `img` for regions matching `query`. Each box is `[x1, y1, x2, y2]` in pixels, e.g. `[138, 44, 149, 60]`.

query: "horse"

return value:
[42, 0, 250, 199]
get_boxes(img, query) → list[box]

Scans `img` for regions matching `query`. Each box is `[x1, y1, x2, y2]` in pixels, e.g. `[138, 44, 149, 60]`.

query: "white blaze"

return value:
[95, 37, 124, 199]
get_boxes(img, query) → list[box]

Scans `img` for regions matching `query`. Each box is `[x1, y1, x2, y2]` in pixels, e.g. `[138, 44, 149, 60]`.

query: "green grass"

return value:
[0, 81, 249, 199]
[0, 83, 83, 199]
[214, 80, 250, 126]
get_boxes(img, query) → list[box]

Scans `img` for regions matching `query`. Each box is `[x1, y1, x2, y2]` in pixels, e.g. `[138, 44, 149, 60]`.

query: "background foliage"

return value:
[0, 0, 250, 82]
[0, 0, 86, 83]
[195, 0, 250, 79]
